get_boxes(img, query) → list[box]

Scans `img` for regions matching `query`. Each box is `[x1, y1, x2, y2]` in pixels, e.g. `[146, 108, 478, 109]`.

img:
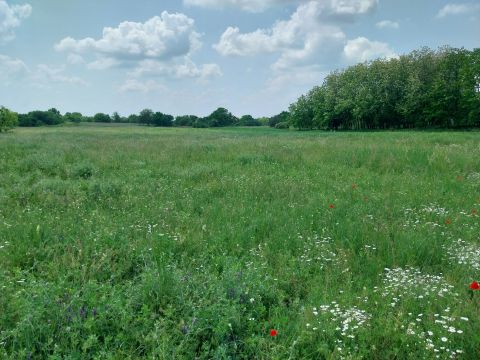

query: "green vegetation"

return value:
[0, 107, 18, 132]
[1, 125, 480, 359]
[13, 107, 266, 129]
[289, 46, 480, 130]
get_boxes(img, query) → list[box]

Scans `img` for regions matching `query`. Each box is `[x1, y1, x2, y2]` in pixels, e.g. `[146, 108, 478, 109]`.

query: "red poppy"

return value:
[329, 204, 335, 209]
[270, 329, 278, 337]
[472, 209, 478, 215]
[445, 218, 452, 225]
[470, 281, 480, 290]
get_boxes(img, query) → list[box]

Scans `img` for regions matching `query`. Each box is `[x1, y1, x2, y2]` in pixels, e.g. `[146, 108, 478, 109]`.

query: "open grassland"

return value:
[1, 126, 480, 359]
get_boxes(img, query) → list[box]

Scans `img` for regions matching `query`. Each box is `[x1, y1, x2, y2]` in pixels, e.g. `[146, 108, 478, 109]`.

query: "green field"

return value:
[1, 126, 480, 359]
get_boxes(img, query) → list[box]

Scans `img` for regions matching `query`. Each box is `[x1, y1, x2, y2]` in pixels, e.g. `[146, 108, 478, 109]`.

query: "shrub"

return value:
[0, 106, 18, 132]
[275, 122, 290, 129]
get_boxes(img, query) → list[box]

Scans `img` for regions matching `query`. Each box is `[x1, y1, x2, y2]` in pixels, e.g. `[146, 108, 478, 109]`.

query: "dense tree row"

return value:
[289, 46, 480, 130]
[11, 107, 273, 128]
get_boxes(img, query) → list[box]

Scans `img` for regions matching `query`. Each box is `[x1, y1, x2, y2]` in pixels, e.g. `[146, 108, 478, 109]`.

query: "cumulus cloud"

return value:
[376, 20, 399, 29]
[55, 12, 201, 63]
[343, 37, 397, 63]
[214, 0, 378, 69]
[0, 0, 31, 42]
[55, 11, 222, 82]
[436, 3, 480, 18]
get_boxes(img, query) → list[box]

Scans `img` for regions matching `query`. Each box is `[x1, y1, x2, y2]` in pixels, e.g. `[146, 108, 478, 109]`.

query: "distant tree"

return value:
[112, 112, 122, 123]
[139, 109, 154, 126]
[237, 115, 261, 126]
[152, 112, 174, 127]
[193, 117, 210, 128]
[127, 114, 139, 123]
[257, 117, 269, 126]
[0, 107, 18, 132]
[206, 107, 237, 127]
[18, 109, 64, 126]
[175, 115, 198, 127]
[64, 112, 83, 124]
[93, 113, 111, 123]
[268, 111, 289, 127]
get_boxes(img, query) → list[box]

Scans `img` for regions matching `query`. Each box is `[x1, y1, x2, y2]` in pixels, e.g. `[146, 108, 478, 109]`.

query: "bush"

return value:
[0, 107, 18, 132]
[275, 122, 290, 129]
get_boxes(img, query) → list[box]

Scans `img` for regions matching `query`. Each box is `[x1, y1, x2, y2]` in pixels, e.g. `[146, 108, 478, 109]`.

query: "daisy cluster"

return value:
[404, 310, 467, 358]
[297, 233, 344, 270]
[403, 203, 449, 229]
[444, 239, 480, 270]
[307, 302, 371, 340]
[377, 267, 457, 304]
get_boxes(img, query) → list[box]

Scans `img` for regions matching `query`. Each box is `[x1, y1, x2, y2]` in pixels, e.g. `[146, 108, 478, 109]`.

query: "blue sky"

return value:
[0, 0, 479, 117]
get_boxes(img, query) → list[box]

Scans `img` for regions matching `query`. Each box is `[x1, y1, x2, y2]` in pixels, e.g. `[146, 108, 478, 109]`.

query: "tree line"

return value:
[289, 46, 480, 130]
[12, 107, 278, 128]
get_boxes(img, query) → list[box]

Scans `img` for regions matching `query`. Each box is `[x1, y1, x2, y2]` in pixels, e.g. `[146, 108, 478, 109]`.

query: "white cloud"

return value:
[0, 0, 31, 42]
[0, 54, 28, 83]
[185, 0, 377, 14]
[343, 37, 397, 63]
[436, 3, 480, 18]
[130, 58, 222, 79]
[213, 1, 356, 69]
[0, 54, 87, 87]
[56, 11, 221, 82]
[33, 64, 87, 87]
[55, 12, 201, 63]
[67, 53, 85, 65]
[376, 20, 399, 29]
[119, 79, 166, 93]
[87, 57, 120, 70]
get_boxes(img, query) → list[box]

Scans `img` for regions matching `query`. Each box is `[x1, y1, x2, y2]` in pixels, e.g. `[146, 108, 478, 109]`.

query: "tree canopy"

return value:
[288, 46, 480, 130]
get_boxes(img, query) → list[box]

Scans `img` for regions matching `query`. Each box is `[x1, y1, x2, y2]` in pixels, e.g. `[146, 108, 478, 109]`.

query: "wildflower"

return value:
[329, 204, 335, 209]
[445, 218, 452, 225]
[472, 209, 478, 215]
[469, 281, 480, 290]
[352, 184, 357, 189]
[270, 329, 278, 337]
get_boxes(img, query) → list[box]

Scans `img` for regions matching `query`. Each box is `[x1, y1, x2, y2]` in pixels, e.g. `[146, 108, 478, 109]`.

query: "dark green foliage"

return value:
[64, 112, 83, 124]
[152, 112, 174, 127]
[138, 109, 154, 126]
[18, 109, 64, 126]
[93, 113, 111, 123]
[268, 111, 290, 128]
[205, 107, 238, 127]
[289, 46, 480, 130]
[0, 107, 18, 132]
[237, 115, 261, 126]
[175, 115, 199, 127]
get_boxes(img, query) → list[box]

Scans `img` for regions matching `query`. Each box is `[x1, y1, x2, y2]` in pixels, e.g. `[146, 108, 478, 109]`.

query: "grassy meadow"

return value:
[1, 125, 480, 359]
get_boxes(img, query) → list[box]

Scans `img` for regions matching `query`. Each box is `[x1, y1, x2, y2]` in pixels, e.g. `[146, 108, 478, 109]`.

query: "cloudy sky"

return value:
[0, 0, 479, 117]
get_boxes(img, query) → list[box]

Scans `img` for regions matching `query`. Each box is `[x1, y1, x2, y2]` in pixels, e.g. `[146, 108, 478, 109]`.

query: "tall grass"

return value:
[1, 126, 479, 359]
